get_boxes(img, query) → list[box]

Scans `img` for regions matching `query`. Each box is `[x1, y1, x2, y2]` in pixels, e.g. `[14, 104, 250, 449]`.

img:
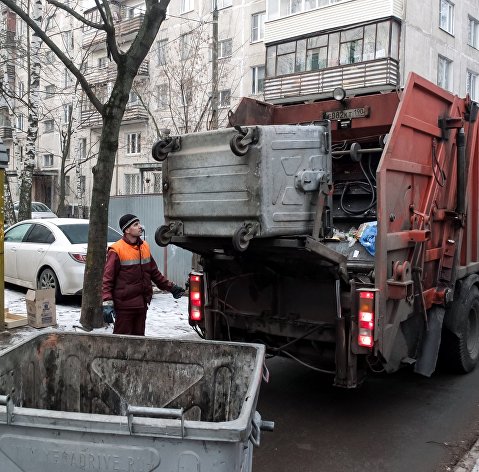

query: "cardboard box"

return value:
[26, 289, 57, 328]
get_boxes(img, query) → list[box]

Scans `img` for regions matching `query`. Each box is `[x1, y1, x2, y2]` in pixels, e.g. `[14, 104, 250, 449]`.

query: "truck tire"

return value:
[441, 285, 479, 373]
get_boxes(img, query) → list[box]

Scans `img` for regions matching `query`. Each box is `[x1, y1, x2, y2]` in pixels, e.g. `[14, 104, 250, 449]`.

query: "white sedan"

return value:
[4, 218, 122, 299]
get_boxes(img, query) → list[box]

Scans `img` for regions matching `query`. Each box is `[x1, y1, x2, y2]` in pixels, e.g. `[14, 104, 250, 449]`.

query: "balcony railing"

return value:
[85, 60, 149, 85]
[0, 126, 13, 139]
[82, 14, 144, 49]
[80, 103, 149, 128]
[264, 58, 399, 103]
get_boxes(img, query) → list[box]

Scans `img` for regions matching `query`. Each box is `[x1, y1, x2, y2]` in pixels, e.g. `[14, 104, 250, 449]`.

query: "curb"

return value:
[455, 440, 479, 472]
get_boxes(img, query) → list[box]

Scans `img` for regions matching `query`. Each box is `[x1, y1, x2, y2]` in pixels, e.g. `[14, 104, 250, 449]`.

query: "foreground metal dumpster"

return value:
[0, 332, 270, 472]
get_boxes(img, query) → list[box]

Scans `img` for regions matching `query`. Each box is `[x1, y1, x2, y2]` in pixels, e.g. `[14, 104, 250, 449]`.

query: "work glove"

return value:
[102, 301, 116, 324]
[171, 284, 186, 299]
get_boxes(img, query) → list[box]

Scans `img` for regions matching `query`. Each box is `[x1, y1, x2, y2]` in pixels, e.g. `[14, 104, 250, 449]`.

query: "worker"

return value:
[102, 213, 185, 335]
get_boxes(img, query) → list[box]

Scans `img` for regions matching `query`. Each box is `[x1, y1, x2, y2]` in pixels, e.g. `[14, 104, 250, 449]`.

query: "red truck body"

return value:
[157, 73, 479, 387]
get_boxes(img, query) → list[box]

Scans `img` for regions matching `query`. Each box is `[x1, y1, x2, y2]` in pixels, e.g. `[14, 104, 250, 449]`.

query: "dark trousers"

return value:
[113, 307, 147, 336]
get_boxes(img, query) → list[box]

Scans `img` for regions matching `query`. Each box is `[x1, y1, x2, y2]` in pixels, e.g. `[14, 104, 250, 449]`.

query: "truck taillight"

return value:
[358, 290, 375, 348]
[188, 272, 204, 325]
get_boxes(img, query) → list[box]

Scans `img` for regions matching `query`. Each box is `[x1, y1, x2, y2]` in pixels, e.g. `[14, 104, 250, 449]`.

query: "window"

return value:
[181, 33, 193, 60]
[126, 133, 141, 154]
[439, 0, 454, 35]
[157, 39, 168, 65]
[78, 138, 87, 161]
[64, 68, 73, 87]
[437, 55, 452, 91]
[63, 30, 74, 50]
[125, 6, 138, 19]
[16, 19, 25, 38]
[43, 153, 54, 167]
[218, 39, 232, 58]
[251, 12, 265, 42]
[25, 224, 55, 244]
[219, 89, 231, 108]
[251, 66, 265, 94]
[44, 120, 54, 133]
[181, 0, 194, 13]
[469, 16, 479, 49]
[63, 103, 73, 123]
[214, 0, 232, 9]
[340, 27, 363, 65]
[98, 56, 108, 68]
[467, 71, 478, 101]
[18, 81, 24, 97]
[79, 175, 86, 195]
[0, 111, 10, 127]
[157, 83, 169, 108]
[64, 176, 71, 196]
[46, 51, 56, 65]
[128, 91, 139, 105]
[181, 87, 193, 106]
[45, 84, 56, 98]
[4, 223, 33, 242]
[15, 114, 24, 131]
[124, 174, 140, 194]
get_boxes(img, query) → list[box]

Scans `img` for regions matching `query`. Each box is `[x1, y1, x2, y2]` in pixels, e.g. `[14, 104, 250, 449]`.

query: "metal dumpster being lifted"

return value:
[155, 124, 332, 251]
[0, 332, 271, 472]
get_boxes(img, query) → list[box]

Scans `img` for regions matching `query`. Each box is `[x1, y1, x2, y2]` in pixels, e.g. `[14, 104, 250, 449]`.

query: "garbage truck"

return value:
[152, 72, 479, 388]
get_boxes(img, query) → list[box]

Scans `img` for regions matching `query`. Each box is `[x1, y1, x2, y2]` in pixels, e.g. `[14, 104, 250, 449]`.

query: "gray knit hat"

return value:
[119, 214, 139, 232]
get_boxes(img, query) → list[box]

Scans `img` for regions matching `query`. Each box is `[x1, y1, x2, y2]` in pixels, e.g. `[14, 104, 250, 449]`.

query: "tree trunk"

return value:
[19, 0, 42, 222]
[80, 81, 132, 329]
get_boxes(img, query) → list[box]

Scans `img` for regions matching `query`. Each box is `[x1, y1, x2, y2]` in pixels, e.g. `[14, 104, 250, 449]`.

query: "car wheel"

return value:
[38, 267, 62, 302]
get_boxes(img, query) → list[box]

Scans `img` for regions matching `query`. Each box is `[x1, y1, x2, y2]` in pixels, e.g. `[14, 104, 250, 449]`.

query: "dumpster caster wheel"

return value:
[232, 226, 250, 252]
[155, 225, 172, 247]
[230, 133, 249, 156]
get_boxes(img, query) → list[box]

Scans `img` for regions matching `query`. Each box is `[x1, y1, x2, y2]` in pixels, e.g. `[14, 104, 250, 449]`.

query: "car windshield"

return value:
[31, 202, 52, 212]
[58, 224, 122, 244]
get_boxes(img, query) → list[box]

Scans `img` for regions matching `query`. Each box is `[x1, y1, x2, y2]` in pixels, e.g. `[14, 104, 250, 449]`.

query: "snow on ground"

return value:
[0, 285, 197, 353]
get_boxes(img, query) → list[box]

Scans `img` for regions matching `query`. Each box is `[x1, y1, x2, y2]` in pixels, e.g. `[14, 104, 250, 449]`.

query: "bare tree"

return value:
[0, 0, 170, 329]
[151, 23, 236, 135]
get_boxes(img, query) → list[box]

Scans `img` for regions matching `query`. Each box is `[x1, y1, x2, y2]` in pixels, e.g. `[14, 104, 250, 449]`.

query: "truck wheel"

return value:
[232, 226, 250, 252]
[155, 225, 172, 247]
[441, 285, 479, 373]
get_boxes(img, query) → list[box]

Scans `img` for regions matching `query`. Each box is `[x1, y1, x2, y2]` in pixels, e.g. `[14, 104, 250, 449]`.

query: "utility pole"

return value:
[210, 0, 218, 130]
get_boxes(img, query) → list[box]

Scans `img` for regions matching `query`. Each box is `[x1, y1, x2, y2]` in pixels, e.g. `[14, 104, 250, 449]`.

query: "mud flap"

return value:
[414, 306, 445, 377]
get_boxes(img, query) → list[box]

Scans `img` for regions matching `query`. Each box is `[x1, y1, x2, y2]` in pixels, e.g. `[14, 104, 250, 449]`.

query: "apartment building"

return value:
[0, 0, 477, 213]
[263, 0, 479, 103]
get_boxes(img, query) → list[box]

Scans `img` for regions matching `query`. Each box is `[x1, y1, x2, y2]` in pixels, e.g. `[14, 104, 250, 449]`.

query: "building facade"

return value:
[0, 0, 477, 215]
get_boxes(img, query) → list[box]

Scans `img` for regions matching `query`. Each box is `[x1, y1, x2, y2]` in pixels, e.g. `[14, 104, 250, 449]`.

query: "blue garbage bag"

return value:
[358, 221, 377, 256]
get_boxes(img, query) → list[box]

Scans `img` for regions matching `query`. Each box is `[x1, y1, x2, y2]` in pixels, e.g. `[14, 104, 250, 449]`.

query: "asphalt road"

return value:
[252, 356, 479, 472]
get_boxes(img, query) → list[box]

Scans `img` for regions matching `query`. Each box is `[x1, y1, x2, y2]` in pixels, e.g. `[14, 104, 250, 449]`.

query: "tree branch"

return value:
[0, 0, 103, 113]
[46, 0, 106, 30]
[94, 0, 121, 63]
